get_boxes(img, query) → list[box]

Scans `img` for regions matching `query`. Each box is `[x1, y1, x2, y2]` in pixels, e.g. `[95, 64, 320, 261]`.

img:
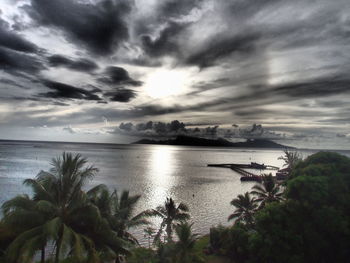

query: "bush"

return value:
[127, 247, 157, 263]
[249, 152, 350, 263]
[209, 224, 250, 262]
[209, 225, 228, 254]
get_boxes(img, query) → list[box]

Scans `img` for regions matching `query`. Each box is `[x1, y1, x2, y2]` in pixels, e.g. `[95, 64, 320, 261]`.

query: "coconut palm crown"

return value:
[152, 197, 190, 243]
[250, 174, 284, 209]
[228, 192, 258, 226]
[2, 153, 124, 263]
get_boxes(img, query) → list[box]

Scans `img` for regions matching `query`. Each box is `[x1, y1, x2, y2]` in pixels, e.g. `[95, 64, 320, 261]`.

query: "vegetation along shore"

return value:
[1, 150, 350, 263]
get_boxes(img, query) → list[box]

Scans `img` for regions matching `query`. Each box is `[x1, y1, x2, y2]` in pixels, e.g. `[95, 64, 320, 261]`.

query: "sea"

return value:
[0, 140, 349, 245]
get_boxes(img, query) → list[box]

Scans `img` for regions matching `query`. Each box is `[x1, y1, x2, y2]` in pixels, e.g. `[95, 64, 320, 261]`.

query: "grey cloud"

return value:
[98, 66, 142, 87]
[0, 17, 39, 53]
[204, 125, 219, 136]
[0, 47, 45, 74]
[141, 22, 187, 57]
[26, 0, 131, 55]
[0, 78, 25, 89]
[40, 80, 102, 101]
[53, 101, 70, 107]
[105, 89, 136, 102]
[272, 76, 350, 98]
[185, 33, 260, 68]
[119, 122, 133, 131]
[157, 0, 203, 20]
[112, 120, 284, 141]
[113, 120, 187, 137]
[63, 126, 76, 134]
[212, 75, 350, 113]
[135, 121, 153, 131]
[48, 54, 98, 72]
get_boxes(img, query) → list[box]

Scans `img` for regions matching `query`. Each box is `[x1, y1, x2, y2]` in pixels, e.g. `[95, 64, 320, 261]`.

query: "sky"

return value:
[0, 0, 349, 149]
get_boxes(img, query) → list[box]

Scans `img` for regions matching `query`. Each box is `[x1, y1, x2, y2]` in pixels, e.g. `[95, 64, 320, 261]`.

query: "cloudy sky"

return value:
[0, 0, 349, 149]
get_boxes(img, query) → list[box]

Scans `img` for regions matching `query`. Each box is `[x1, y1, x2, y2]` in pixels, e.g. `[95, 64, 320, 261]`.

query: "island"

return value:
[133, 135, 293, 149]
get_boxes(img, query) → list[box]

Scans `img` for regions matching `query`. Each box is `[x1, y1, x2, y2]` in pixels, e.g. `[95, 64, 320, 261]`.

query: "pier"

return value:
[207, 162, 279, 170]
[207, 162, 280, 182]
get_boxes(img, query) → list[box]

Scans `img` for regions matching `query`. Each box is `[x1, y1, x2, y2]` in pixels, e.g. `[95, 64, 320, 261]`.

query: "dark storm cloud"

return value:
[207, 75, 350, 113]
[185, 33, 260, 68]
[48, 55, 98, 72]
[0, 47, 45, 74]
[272, 77, 350, 98]
[119, 122, 133, 131]
[104, 89, 136, 102]
[114, 120, 187, 136]
[136, 0, 203, 60]
[0, 17, 44, 75]
[158, 0, 203, 19]
[98, 66, 142, 87]
[130, 98, 233, 118]
[0, 78, 25, 89]
[40, 80, 102, 101]
[141, 22, 186, 57]
[26, 0, 131, 55]
[113, 120, 283, 141]
[0, 17, 39, 53]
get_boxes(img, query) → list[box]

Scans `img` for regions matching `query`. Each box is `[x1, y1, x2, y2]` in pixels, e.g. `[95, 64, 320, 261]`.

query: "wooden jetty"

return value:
[207, 162, 279, 170]
[207, 162, 279, 182]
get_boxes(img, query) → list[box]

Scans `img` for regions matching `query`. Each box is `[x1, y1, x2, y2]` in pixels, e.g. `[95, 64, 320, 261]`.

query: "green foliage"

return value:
[0, 221, 16, 261]
[278, 150, 301, 169]
[250, 174, 284, 209]
[209, 225, 227, 253]
[209, 224, 250, 262]
[1, 152, 125, 263]
[88, 185, 152, 246]
[228, 192, 257, 226]
[151, 197, 190, 243]
[127, 247, 157, 263]
[290, 151, 350, 178]
[151, 222, 203, 263]
[211, 152, 350, 263]
[173, 222, 203, 263]
[250, 152, 350, 263]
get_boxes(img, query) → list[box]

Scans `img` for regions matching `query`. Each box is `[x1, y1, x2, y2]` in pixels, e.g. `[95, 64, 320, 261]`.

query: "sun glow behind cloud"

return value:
[144, 69, 190, 99]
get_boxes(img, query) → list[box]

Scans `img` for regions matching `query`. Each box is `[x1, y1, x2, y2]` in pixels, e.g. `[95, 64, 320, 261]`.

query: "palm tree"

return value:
[250, 174, 284, 209]
[228, 192, 257, 226]
[1, 195, 50, 263]
[88, 186, 151, 244]
[88, 185, 152, 263]
[2, 152, 123, 263]
[278, 149, 301, 170]
[152, 198, 190, 243]
[173, 222, 203, 263]
[143, 227, 155, 249]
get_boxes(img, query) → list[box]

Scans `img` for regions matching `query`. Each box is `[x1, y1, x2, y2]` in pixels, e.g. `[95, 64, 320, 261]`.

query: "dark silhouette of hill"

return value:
[133, 135, 293, 149]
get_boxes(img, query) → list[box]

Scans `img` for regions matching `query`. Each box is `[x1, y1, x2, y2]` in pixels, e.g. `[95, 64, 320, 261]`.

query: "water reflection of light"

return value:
[146, 146, 177, 208]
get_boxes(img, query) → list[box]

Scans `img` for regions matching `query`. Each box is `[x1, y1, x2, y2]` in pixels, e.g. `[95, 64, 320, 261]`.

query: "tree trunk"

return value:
[166, 223, 172, 243]
[55, 229, 63, 263]
[40, 245, 45, 263]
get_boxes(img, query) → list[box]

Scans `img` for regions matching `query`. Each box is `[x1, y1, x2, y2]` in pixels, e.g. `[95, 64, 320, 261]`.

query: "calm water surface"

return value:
[0, 141, 348, 244]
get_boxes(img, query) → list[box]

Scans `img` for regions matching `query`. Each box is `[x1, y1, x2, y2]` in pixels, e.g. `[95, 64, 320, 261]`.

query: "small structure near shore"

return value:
[207, 162, 280, 182]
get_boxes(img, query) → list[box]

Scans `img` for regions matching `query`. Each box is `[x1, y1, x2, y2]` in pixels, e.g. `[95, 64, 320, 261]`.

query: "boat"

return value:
[250, 162, 266, 169]
[276, 167, 290, 180]
[240, 176, 262, 182]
